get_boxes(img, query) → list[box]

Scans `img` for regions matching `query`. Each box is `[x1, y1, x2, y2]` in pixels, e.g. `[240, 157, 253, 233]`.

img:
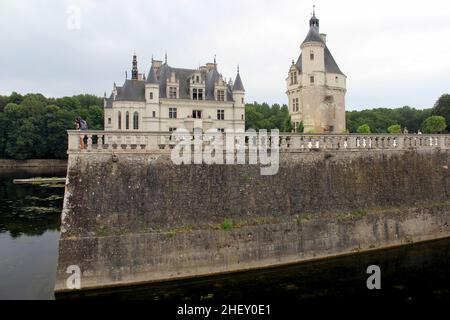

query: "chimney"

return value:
[152, 59, 162, 69]
[320, 33, 327, 44]
[206, 63, 216, 71]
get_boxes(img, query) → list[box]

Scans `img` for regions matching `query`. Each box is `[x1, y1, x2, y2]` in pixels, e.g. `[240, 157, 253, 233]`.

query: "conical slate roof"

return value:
[301, 26, 323, 45]
[297, 13, 345, 76]
[233, 72, 245, 91]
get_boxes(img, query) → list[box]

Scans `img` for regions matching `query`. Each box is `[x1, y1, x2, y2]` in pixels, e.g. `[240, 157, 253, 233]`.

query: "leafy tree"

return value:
[357, 124, 371, 133]
[0, 92, 104, 159]
[0, 95, 8, 112]
[421, 116, 447, 134]
[0, 112, 7, 157]
[245, 102, 291, 132]
[387, 124, 402, 134]
[432, 94, 450, 131]
[8, 92, 23, 104]
[346, 106, 431, 133]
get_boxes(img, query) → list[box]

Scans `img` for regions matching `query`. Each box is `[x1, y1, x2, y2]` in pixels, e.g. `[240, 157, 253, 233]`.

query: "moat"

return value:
[1, 169, 449, 301]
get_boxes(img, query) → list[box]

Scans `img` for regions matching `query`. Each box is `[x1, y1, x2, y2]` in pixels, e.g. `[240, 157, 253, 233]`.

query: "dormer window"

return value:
[217, 90, 225, 102]
[193, 88, 203, 100]
[169, 87, 177, 99]
[290, 71, 297, 85]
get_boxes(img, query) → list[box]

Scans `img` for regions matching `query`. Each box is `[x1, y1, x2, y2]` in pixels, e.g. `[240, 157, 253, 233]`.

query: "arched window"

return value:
[125, 111, 130, 130]
[133, 112, 139, 130]
[118, 111, 122, 129]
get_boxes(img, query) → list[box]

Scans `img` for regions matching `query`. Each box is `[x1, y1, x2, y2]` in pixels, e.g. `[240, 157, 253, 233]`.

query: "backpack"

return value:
[80, 119, 88, 130]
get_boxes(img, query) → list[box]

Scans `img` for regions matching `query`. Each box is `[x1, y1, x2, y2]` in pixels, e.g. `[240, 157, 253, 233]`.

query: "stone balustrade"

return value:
[67, 130, 450, 154]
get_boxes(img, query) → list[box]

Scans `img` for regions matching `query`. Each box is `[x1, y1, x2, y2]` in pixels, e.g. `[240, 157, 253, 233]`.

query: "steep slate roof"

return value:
[324, 47, 344, 75]
[146, 65, 158, 84]
[115, 80, 146, 101]
[295, 21, 345, 76]
[111, 62, 236, 102]
[301, 26, 324, 45]
[232, 73, 245, 91]
[295, 53, 302, 72]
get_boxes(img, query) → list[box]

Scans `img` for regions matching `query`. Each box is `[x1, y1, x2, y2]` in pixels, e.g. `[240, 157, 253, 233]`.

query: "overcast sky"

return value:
[1, 0, 449, 110]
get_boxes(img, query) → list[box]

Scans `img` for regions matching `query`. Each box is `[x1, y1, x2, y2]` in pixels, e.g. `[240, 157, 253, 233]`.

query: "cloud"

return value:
[0, 0, 449, 110]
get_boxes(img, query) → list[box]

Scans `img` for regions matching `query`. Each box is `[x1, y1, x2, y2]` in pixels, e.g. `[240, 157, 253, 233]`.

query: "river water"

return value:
[0, 169, 449, 301]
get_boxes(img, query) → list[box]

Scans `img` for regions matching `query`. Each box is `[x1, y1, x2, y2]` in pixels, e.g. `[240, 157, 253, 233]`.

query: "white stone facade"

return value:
[104, 56, 245, 133]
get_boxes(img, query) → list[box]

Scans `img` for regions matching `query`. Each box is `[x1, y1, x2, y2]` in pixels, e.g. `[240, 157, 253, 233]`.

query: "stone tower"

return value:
[286, 8, 346, 133]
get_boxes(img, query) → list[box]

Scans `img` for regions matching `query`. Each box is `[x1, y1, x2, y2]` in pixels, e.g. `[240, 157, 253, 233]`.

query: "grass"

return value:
[221, 218, 234, 230]
[293, 213, 310, 225]
[350, 208, 368, 217]
[97, 226, 108, 237]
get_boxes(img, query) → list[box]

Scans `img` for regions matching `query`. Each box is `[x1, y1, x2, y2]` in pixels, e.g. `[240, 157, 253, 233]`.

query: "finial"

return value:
[237, 64, 240, 74]
[292, 59, 295, 65]
[214, 54, 217, 65]
[104, 91, 106, 98]
[151, 54, 154, 63]
[143, 72, 146, 80]
[313, 4, 316, 16]
[165, 51, 167, 64]
[125, 70, 128, 79]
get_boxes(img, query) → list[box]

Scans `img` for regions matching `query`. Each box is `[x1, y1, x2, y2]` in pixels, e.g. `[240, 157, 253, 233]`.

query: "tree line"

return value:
[0, 92, 448, 160]
[0, 92, 103, 160]
[245, 94, 449, 135]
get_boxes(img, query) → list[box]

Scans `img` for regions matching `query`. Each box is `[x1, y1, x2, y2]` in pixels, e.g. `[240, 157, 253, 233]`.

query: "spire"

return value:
[302, 5, 323, 45]
[131, 52, 138, 80]
[232, 65, 245, 92]
[309, 5, 319, 30]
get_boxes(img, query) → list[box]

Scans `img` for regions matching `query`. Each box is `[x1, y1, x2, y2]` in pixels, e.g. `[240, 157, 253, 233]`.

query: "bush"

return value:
[421, 116, 447, 134]
[387, 124, 402, 134]
[356, 124, 371, 133]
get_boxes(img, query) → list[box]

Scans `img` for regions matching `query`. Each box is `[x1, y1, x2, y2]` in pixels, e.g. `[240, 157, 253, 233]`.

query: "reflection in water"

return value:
[0, 168, 65, 300]
[0, 169, 65, 237]
[60, 238, 450, 302]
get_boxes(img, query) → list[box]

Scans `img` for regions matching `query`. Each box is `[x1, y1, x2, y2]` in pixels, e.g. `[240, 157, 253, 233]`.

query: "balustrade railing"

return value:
[67, 130, 450, 154]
